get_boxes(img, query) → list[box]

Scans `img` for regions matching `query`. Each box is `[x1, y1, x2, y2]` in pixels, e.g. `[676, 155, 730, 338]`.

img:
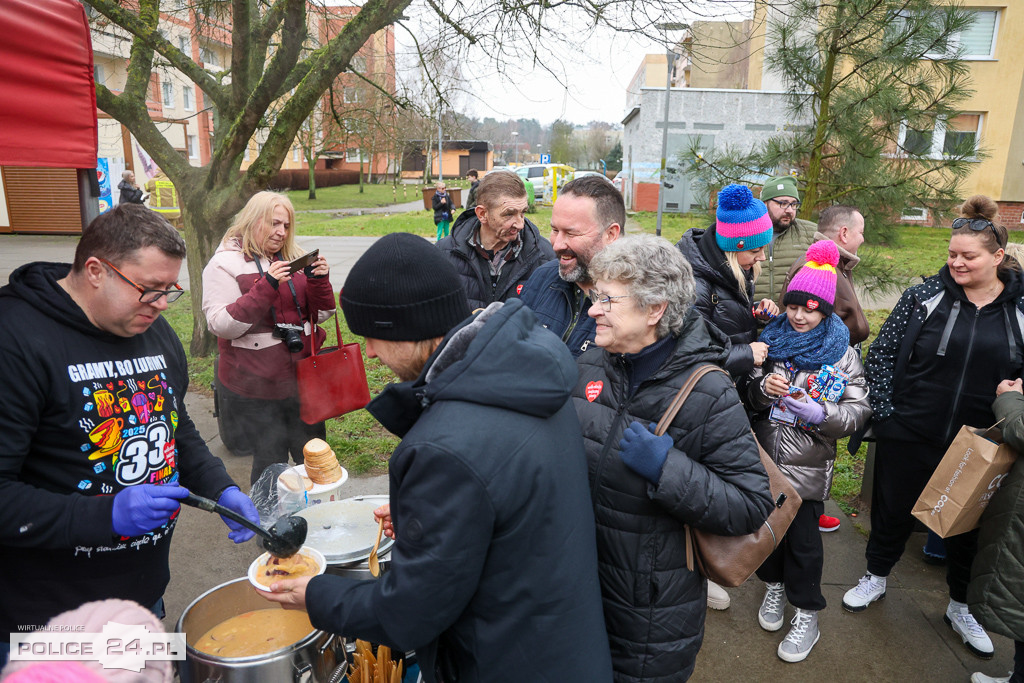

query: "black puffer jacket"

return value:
[573, 310, 773, 682]
[676, 226, 758, 377]
[436, 210, 555, 310]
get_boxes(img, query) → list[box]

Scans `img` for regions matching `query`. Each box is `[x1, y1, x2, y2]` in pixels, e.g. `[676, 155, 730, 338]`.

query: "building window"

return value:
[178, 35, 191, 54]
[293, 146, 300, 162]
[187, 135, 199, 160]
[244, 146, 250, 161]
[161, 81, 175, 108]
[350, 56, 367, 72]
[343, 87, 358, 104]
[916, 9, 999, 60]
[182, 86, 194, 111]
[94, 63, 105, 86]
[901, 207, 928, 221]
[345, 148, 367, 163]
[899, 114, 982, 160]
[200, 46, 219, 67]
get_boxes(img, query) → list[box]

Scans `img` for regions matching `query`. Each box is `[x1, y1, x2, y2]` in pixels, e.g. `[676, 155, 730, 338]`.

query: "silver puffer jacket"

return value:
[747, 346, 872, 501]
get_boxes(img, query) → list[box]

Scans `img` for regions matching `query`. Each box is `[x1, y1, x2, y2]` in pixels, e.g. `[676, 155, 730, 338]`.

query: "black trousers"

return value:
[756, 499, 826, 611]
[866, 438, 979, 602]
[1014, 640, 1024, 683]
[217, 383, 325, 485]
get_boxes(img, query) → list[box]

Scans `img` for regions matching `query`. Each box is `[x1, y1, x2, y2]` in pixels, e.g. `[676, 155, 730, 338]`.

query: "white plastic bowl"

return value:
[248, 545, 326, 592]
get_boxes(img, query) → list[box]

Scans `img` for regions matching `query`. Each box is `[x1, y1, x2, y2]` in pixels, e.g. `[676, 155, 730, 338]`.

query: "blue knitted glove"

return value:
[112, 484, 189, 537]
[618, 421, 672, 484]
[782, 395, 825, 425]
[217, 486, 260, 543]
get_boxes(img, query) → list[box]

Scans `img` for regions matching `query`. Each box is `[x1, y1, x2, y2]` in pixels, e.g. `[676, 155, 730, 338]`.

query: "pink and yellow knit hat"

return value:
[783, 240, 839, 316]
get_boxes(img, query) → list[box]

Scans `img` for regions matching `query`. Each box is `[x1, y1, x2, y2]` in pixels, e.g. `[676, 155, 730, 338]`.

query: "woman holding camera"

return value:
[203, 191, 335, 484]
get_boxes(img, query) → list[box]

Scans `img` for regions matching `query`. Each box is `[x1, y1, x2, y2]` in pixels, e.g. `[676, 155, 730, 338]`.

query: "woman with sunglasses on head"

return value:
[202, 191, 336, 485]
[841, 195, 1024, 661]
[570, 234, 773, 682]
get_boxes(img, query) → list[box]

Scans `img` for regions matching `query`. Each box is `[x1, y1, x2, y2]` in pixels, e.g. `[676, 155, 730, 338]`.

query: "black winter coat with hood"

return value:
[676, 226, 759, 378]
[304, 300, 612, 683]
[572, 309, 773, 682]
[436, 209, 554, 310]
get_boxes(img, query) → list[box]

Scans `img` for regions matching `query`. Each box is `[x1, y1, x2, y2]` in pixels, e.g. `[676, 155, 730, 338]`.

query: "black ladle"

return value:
[181, 493, 308, 558]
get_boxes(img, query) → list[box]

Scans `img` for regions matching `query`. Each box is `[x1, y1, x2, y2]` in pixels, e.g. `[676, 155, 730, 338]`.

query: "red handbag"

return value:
[296, 299, 371, 424]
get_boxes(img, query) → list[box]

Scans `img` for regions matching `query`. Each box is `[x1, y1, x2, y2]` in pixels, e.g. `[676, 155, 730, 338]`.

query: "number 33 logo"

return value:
[116, 421, 173, 485]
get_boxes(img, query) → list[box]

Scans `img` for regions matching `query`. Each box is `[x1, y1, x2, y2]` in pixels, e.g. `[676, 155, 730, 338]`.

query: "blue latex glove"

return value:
[618, 421, 673, 484]
[112, 484, 189, 537]
[217, 486, 260, 543]
[782, 395, 826, 425]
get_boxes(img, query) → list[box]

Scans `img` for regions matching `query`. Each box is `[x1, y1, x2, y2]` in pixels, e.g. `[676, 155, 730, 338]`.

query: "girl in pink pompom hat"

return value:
[744, 240, 873, 664]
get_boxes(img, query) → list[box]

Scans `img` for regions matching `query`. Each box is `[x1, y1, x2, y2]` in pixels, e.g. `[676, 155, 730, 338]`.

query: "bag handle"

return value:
[309, 292, 343, 356]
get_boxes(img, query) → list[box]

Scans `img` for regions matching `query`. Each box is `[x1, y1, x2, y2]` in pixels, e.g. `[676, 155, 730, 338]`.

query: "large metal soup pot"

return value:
[176, 577, 343, 683]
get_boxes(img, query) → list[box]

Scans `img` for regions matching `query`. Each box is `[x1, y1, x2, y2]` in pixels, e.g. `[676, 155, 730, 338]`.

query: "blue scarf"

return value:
[759, 312, 850, 370]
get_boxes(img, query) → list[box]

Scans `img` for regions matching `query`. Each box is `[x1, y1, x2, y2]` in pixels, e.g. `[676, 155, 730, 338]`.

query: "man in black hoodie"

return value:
[259, 233, 612, 683]
[0, 204, 257, 664]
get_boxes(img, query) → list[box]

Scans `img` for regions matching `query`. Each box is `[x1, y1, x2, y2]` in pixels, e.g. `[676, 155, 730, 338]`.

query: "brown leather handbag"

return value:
[296, 298, 371, 424]
[654, 364, 802, 588]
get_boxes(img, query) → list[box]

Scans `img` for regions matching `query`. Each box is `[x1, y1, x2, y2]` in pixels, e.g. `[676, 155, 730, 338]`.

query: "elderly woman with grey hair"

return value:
[571, 234, 773, 682]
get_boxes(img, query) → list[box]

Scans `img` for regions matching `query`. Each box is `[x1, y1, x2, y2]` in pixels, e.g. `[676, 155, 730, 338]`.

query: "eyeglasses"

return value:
[951, 217, 1001, 242]
[99, 258, 184, 304]
[769, 199, 801, 211]
[588, 289, 631, 312]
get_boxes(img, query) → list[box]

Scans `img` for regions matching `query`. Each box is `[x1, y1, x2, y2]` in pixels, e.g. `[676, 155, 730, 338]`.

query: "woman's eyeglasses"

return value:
[588, 289, 631, 312]
[99, 258, 184, 303]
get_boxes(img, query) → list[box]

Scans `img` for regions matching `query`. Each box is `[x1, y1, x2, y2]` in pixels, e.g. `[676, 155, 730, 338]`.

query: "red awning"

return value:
[0, 0, 98, 168]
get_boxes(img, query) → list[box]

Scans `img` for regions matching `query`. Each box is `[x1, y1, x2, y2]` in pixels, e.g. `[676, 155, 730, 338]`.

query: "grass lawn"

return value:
[285, 179, 474, 213]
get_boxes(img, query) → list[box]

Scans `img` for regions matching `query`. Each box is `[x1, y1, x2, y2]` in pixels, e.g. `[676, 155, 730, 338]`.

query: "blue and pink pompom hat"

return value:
[715, 184, 774, 252]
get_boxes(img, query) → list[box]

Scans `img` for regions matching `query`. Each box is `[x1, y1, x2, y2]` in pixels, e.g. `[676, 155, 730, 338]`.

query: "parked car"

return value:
[515, 164, 550, 199]
[572, 170, 612, 182]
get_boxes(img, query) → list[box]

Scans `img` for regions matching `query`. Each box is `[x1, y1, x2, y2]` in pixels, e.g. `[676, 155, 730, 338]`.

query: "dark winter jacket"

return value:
[754, 217, 817, 305]
[304, 300, 613, 683]
[573, 310, 773, 682]
[465, 180, 480, 211]
[784, 231, 870, 346]
[968, 389, 1024, 641]
[0, 262, 236, 641]
[676, 226, 759, 377]
[867, 266, 1024, 449]
[437, 210, 555, 310]
[117, 179, 145, 204]
[431, 191, 452, 224]
[519, 259, 597, 357]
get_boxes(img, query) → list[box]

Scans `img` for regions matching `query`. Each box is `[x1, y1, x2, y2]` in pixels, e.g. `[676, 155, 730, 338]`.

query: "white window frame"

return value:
[350, 56, 367, 72]
[920, 8, 999, 61]
[161, 81, 175, 108]
[182, 85, 195, 111]
[293, 146, 300, 162]
[187, 135, 199, 160]
[901, 207, 929, 221]
[94, 63, 105, 86]
[345, 148, 368, 163]
[897, 113, 983, 161]
[178, 35, 191, 55]
[244, 146, 250, 161]
[343, 87, 358, 104]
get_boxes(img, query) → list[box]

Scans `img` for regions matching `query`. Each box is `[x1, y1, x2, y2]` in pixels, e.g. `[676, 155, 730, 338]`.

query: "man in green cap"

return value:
[755, 175, 816, 303]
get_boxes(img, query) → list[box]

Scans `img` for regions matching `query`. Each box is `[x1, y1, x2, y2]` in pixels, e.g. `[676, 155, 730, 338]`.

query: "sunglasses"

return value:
[99, 258, 184, 304]
[951, 218, 1003, 245]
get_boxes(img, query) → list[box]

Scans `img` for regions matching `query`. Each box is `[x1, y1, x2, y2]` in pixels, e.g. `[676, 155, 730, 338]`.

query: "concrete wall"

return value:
[621, 87, 809, 212]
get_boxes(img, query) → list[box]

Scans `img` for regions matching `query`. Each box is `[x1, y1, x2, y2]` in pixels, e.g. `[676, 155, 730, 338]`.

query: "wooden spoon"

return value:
[367, 517, 385, 577]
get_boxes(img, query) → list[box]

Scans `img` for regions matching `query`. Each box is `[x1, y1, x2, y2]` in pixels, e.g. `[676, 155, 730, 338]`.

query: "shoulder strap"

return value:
[654, 364, 729, 437]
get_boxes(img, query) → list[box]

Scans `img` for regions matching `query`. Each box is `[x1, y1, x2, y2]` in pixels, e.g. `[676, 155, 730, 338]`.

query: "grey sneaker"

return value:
[946, 603, 994, 659]
[777, 608, 820, 663]
[842, 573, 886, 612]
[758, 582, 786, 631]
[971, 673, 1010, 683]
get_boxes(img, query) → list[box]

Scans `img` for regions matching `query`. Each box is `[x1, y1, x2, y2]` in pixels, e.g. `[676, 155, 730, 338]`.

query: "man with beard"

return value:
[259, 233, 613, 682]
[518, 175, 624, 357]
[753, 175, 817, 305]
[437, 170, 553, 310]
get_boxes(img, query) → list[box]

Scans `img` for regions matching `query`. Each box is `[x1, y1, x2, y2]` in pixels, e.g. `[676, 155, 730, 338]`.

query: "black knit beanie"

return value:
[341, 233, 470, 341]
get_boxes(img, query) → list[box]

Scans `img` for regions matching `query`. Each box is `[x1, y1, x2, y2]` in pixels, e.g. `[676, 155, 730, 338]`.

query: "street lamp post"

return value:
[511, 131, 519, 165]
[656, 22, 688, 237]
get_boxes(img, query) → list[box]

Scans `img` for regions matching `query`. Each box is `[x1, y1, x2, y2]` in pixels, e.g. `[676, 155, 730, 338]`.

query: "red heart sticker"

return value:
[585, 381, 603, 402]
[806, 300, 819, 310]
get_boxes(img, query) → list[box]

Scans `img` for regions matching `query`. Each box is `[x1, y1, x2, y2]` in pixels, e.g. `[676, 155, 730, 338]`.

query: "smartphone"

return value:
[286, 249, 319, 275]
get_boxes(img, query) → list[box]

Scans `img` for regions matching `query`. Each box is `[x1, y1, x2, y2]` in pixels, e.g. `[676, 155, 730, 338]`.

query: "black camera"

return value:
[272, 323, 305, 353]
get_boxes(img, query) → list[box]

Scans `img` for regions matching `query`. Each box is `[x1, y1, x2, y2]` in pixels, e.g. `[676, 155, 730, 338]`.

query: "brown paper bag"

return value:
[911, 424, 1017, 538]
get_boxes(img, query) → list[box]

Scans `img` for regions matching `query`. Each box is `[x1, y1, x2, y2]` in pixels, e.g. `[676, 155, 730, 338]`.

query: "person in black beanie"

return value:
[259, 233, 613, 683]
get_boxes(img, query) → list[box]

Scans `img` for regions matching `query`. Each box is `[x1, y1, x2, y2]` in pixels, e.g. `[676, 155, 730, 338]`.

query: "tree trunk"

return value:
[359, 157, 365, 193]
[800, 6, 843, 220]
[308, 156, 317, 200]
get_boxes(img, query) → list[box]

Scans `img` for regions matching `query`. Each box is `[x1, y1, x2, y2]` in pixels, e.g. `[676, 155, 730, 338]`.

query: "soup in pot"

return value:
[194, 609, 314, 658]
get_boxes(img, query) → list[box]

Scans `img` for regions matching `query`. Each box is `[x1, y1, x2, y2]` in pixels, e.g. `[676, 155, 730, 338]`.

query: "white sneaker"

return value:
[758, 582, 786, 631]
[841, 573, 886, 612]
[971, 673, 1010, 683]
[946, 602, 994, 659]
[706, 580, 731, 610]
[777, 608, 819, 663]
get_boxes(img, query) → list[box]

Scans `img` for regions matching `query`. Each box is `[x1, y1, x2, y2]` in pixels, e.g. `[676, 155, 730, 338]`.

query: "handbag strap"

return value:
[653, 364, 728, 437]
[309, 292, 343, 356]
